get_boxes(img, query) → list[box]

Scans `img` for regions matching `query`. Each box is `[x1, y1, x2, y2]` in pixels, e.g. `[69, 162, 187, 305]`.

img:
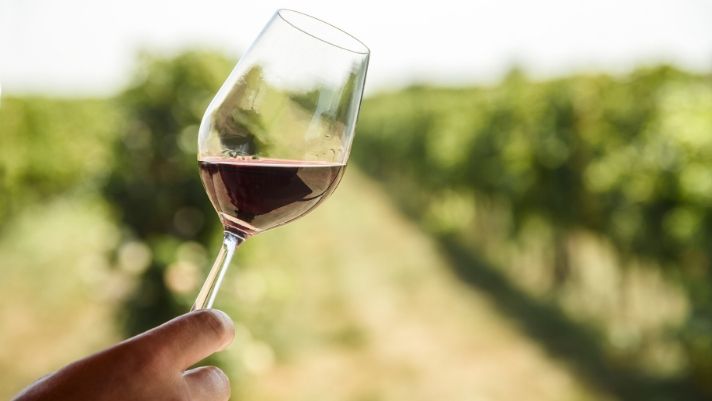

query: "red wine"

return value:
[199, 157, 345, 237]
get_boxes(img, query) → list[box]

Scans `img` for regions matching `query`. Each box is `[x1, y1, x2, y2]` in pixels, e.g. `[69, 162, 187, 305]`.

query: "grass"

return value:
[0, 195, 120, 398]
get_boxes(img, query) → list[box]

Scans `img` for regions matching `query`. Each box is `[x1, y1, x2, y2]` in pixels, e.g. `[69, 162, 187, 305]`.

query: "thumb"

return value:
[129, 309, 235, 370]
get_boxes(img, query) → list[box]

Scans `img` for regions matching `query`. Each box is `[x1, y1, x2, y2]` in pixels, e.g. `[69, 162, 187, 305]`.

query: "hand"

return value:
[12, 309, 235, 401]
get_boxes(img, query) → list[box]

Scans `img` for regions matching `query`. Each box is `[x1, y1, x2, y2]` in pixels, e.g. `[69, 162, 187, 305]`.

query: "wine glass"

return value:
[193, 9, 369, 310]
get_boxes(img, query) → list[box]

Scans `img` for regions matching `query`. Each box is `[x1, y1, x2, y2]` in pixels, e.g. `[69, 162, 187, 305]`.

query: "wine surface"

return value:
[199, 157, 345, 236]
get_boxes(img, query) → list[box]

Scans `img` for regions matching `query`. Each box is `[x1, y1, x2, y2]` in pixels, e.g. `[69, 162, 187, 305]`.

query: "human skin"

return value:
[11, 309, 235, 401]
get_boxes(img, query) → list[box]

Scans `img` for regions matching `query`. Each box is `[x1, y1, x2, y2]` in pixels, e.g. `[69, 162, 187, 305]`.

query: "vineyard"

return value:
[1, 52, 711, 400]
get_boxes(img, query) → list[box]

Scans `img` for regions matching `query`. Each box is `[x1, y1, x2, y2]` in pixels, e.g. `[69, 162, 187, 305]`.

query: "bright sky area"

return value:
[1, 0, 711, 96]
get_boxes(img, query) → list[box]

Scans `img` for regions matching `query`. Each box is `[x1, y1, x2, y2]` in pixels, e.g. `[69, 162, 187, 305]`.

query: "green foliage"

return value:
[0, 97, 119, 226]
[103, 51, 233, 333]
[353, 66, 712, 395]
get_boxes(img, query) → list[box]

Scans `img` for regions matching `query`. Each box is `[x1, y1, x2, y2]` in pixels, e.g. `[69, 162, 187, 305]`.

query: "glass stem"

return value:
[192, 231, 244, 310]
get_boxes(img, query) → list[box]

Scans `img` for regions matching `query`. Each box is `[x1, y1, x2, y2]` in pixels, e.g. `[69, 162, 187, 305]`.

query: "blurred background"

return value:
[2, 1, 712, 400]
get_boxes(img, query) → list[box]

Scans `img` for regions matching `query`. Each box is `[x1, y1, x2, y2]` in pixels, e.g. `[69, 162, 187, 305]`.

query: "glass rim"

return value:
[276, 9, 370, 56]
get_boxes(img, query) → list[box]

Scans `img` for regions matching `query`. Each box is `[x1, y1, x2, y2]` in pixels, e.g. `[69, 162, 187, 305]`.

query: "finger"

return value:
[183, 366, 231, 401]
[131, 309, 235, 370]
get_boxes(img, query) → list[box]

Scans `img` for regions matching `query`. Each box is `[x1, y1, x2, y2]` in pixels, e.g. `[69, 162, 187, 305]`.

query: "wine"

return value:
[199, 157, 345, 237]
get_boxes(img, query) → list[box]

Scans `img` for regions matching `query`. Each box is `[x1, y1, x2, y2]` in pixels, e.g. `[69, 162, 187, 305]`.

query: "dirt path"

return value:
[225, 167, 610, 401]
